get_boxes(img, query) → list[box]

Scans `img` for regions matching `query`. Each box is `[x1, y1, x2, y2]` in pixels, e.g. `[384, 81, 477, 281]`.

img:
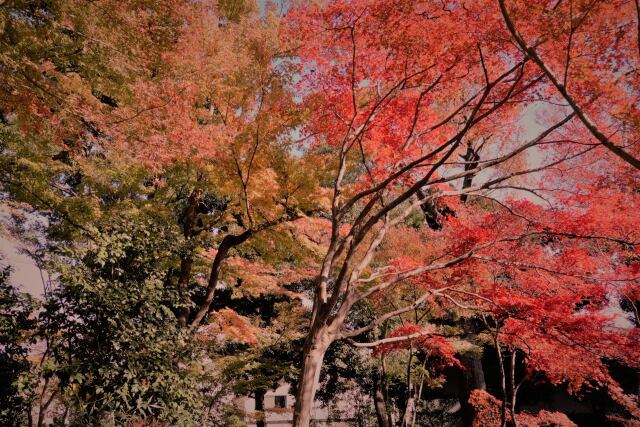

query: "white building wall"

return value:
[235, 381, 361, 427]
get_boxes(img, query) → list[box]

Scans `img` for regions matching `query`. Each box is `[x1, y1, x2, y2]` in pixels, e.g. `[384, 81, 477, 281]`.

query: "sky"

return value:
[0, 236, 46, 295]
[0, 205, 48, 296]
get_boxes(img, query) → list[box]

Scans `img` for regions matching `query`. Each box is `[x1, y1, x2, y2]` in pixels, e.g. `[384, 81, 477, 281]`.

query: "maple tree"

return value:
[284, 0, 640, 425]
[96, 0, 325, 329]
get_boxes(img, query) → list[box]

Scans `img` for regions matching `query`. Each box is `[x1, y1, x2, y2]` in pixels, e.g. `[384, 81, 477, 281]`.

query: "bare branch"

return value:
[348, 330, 442, 348]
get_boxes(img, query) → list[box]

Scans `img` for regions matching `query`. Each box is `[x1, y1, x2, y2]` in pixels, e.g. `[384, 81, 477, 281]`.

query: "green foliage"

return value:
[218, 0, 257, 23]
[0, 0, 180, 107]
[219, 405, 248, 427]
[222, 336, 302, 396]
[0, 266, 38, 427]
[41, 217, 207, 426]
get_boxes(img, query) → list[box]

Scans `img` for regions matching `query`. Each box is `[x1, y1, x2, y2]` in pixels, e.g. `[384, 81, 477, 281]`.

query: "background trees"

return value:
[1, 0, 320, 424]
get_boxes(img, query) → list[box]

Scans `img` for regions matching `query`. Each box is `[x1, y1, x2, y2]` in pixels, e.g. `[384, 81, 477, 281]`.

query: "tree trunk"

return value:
[37, 377, 56, 427]
[460, 142, 480, 204]
[382, 355, 395, 427]
[411, 358, 428, 427]
[495, 342, 507, 427]
[402, 395, 415, 427]
[637, 371, 640, 408]
[292, 327, 331, 427]
[400, 345, 415, 427]
[458, 352, 487, 427]
[255, 388, 266, 427]
[373, 367, 391, 427]
[177, 187, 201, 326]
[510, 351, 519, 427]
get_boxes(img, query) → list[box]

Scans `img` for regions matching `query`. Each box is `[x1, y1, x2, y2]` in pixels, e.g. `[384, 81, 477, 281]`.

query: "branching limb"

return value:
[498, 0, 640, 170]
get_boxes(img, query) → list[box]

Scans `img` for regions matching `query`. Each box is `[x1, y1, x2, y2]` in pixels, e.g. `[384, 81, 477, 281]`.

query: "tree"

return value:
[284, 1, 640, 425]
[2, 2, 325, 423]
[89, 0, 325, 329]
[40, 216, 208, 425]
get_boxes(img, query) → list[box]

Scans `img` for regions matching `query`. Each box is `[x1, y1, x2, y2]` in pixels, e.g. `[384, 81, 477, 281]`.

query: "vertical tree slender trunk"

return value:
[510, 351, 519, 427]
[255, 389, 266, 427]
[410, 358, 428, 427]
[637, 371, 640, 408]
[37, 377, 56, 427]
[373, 367, 391, 427]
[495, 341, 508, 427]
[400, 345, 415, 427]
[177, 187, 201, 326]
[292, 326, 331, 427]
[382, 355, 395, 427]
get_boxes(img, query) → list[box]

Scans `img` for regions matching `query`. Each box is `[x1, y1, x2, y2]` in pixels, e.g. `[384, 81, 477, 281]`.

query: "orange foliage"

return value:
[469, 390, 577, 427]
